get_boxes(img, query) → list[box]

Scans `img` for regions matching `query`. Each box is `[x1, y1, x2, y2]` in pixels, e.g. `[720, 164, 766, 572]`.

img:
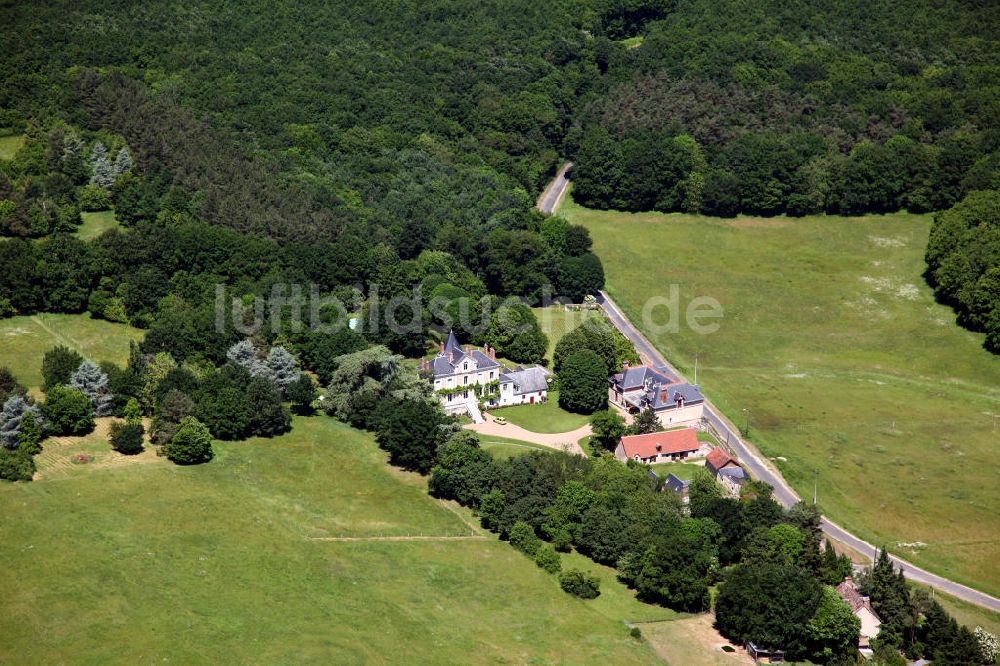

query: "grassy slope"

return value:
[497, 390, 591, 433]
[77, 209, 119, 241]
[0, 313, 144, 390]
[561, 193, 1000, 597]
[0, 416, 658, 664]
[0, 133, 25, 160]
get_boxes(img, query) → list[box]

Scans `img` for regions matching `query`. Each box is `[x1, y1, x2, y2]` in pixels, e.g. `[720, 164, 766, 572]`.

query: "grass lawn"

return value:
[496, 391, 591, 433]
[639, 614, 751, 666]
[0, 313, 144, 390]
[650, 461, 706, 481]
[0, 133, 25, 160]
[561, 191, 1000, 597]
[77, 209, 119, 240]
[619, 35, 644, 49]
[478, 435, 554, 459]
[532, 305, 599, 365]
[0, 415, 658, 664]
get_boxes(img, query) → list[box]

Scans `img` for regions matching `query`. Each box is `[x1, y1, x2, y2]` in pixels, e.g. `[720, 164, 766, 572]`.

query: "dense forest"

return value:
[572, 0, 1000, 218]
[0, 0, 608, 331]
[1, 0, 998, 349]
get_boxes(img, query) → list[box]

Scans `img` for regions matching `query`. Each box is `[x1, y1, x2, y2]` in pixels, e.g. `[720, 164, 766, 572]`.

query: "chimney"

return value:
[465, 344, 471, 356]
[487, 345, 495, 360]
[622, 361, 629, 372]
[439, 340, 445, 354]
[660, 389, 667, 403]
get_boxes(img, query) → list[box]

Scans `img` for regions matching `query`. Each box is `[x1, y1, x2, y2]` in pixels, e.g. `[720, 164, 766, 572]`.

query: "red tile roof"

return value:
[705, 446, 739, 473]
[620, 429, 700, 459]
[836, 577, 879, 618]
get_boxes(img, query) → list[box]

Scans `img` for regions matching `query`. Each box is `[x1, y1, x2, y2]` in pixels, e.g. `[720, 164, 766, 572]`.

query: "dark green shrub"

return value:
[164, 416, 214, 465]
[509, 521, 541, 557]
[535, 544, 562, 574]
[0, 448, 35, 481]
[109, 420, 144, 455]
[559, 569, 600, 599]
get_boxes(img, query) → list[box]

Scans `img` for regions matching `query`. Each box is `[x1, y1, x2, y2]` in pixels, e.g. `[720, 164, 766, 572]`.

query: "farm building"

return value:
[615, 428, 701, 464]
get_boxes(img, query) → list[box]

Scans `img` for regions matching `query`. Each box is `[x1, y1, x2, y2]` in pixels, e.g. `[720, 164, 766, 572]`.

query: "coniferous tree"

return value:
[41, 345, 84, 391]
[68, 360, 114, 416]
[266, 346, 300, 394]
[89, 141, 114, 188]
[226, 340, 275, 383]
[113, 147, 133, 176]
[16, 412, 44, 455]
[0, 366, 26, 405]
[0, 395, 43, 448]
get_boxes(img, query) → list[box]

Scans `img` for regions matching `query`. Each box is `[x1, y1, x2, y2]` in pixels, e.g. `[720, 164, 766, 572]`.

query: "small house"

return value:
[615, 428, 700, 464]
[836, 576, 881, 654]
[705, 446, 746, 496]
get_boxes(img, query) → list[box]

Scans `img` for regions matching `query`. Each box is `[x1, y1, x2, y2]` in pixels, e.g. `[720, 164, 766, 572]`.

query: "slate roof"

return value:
[612, 365, 704, 411]
[432, 331, 501, 378]
[611, 365, 673, 391]
[664, 473, 691, 494]
[718, 466, 746, 482]
[705, 447, 740, 475]
[499, 365, 549, 395]
[619, 429, 700, 459]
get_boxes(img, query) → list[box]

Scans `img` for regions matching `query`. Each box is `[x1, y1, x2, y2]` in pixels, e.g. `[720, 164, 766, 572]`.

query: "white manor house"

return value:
[420, 331, 550, 418]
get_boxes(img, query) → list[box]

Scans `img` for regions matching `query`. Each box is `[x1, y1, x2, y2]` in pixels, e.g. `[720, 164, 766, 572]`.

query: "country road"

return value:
[537, 168, 1000, 613]
[537, 162, 572, 213]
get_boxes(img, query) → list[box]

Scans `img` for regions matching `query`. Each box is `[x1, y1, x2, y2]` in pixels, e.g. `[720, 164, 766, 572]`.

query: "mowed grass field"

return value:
[0, 133, 25, 160]
[0, 416, 659, 664]
[77, 209, 119, 240]
[561, 193, 1000, 597]
[497, 390, 591, 433]
[0, 313, 143, 390]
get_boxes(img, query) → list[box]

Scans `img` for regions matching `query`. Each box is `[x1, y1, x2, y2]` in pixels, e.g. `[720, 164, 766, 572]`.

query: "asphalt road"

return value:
[534, 168, 1000, 612]
[537, 162, 572, 214]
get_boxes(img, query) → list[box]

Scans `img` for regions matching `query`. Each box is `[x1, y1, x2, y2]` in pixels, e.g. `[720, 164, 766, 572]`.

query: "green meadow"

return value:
[77, 209, 119, 241]
[0, 133, 25, 160]
[0, 313, 144, 391]
[0, 416, 659, 664]
[561, 192, 1000, 597]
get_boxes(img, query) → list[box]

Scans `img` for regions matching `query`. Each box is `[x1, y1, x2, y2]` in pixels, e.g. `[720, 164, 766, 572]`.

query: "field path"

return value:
[30, 315, 83, 352]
